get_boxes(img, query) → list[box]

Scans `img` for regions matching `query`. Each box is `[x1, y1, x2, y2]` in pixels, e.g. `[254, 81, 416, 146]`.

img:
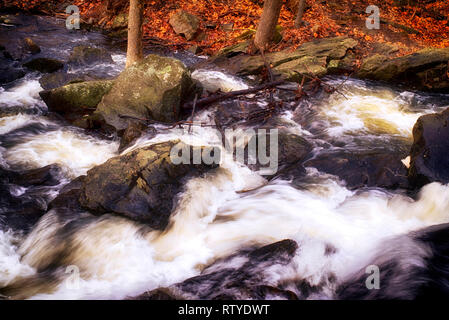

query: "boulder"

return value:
[305, 150, 409, 190]
[78, 140, 219, 229]
[68, 46, 114, 66]
[96, 54, 197, 131]
[0, 57, 25, 85]
[212, 36, 358, 82]
[39, 80, 114, 117]
[23, 57, 64, 73]
[409, 108, 449, 187]
[169, 10, 200, 40]
[357, 48, 449, 92]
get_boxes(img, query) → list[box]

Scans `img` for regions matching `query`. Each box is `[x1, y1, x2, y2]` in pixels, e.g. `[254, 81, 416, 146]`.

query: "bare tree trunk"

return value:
[254, 0, 283, 51]
[294, 0, 306, 28]
[126, 0, 144, 67]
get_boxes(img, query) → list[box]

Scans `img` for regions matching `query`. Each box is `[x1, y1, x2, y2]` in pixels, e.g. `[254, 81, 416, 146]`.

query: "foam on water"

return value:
[4, 129, 119, 178]
[0, 79, 45, 110]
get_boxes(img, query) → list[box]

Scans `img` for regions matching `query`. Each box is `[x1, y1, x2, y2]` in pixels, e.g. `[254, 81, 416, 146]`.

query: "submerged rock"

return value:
[68, 46, 114, 66]
[409, 108, 449, 187]
[23, 57, 64, 73]
[132, 239, 333, 300]
[169, 10, 200, 41]
[305, 150, 409, 190]
[358, 47, 449, 92]
[96, 54, 197, 131]
[78, 140, 219, 230]
[23, 37, 40, 54]
[0, 57, 25, 85]
[39, 80, 114, 122]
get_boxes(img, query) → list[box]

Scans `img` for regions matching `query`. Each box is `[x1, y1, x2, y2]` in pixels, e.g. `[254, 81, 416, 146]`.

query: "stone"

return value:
[39, 80, 114, 122]
[357, 47, 449, 92]
[409, 108, 449, 187]
[23, 58, 64, 73]
[68, 46, 114, 66]
[169, 10, 200, 40]
[96, 54, 197, 131]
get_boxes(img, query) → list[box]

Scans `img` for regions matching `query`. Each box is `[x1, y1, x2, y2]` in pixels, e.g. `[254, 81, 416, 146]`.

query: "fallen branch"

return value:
[183, 80, 285, 109]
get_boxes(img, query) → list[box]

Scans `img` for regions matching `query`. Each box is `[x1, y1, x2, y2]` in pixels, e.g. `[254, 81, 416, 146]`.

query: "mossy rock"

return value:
[96, 54, 197, 131]
[39, 80, 114, 115]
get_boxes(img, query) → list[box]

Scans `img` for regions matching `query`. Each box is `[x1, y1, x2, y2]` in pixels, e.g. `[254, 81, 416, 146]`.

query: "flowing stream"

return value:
[1, 15, 449, 300]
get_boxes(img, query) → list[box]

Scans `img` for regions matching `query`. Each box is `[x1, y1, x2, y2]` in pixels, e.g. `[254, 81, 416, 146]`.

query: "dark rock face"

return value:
[0, 164, 63, 231]
[409, 108, 449, 188]
[23, 57, 64, 73]
[357, 48, 449, 93]
[118, 121, 155, 153]
[78, 140, 219, 230]
[68, 46, 114, 66]
[305, 151, 409, 190]
[132, 239, 336, 300]
[337, 223, 449, 300]
[96, 54, 197, 130]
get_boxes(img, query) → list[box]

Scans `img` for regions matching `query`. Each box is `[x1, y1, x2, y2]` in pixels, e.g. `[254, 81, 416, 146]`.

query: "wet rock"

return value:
[48, 176, 86, 212]
[13, 164, 62, 187]
[111, 13, 128, 29]
[212, 36, 358, 82]
[68, 46, 114, 66]
[23, 57, 64, 73]
[132, 239, 319, 300]
[96, 54, 197, 131]
[169, 10, 200, 41]
[23, 37, 40, 54]
[409, 108, 449, 188]
[0, 58, 25, 85]
[337, 223, 449, 300]
[118, 121, 155, 153]
[39, 80, 114, 122]
[305, 150, 409, 190]
[39, 72, 95, 90]
[79, 140, 219, 229]
[357, 48, 449, 92]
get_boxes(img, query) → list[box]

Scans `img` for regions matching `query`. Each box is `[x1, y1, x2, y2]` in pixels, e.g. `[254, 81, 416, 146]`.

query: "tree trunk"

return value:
[294, 0, 306, 28]
[126, 0, 144, 67]
[254, 0, 283, 51]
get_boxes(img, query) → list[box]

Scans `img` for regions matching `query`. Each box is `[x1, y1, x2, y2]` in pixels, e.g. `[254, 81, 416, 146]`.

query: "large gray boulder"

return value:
[96, 54, 197, 131]
[357, 48, 449, 92]
[78, 140, 219, 230]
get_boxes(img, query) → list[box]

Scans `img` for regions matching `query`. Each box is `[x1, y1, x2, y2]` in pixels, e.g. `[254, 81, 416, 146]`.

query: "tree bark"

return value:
[126, 0, 144, 67]
[294, 0, 306, 28]
[254, 0, 283, 51]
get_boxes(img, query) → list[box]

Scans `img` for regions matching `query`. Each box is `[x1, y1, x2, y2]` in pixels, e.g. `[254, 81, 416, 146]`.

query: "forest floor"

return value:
[2, 0, 449, 60]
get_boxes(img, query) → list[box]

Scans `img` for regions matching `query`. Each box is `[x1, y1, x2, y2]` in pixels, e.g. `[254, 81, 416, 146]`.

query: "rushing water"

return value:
[1, 15, 449, 300]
